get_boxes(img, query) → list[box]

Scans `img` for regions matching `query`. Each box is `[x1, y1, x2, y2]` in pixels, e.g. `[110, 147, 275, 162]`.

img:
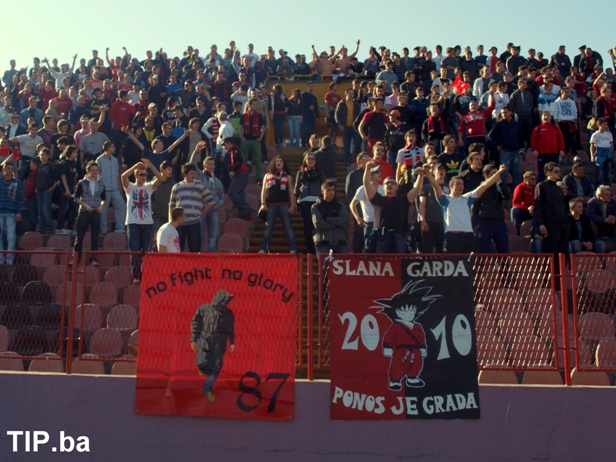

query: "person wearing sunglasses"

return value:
[121, 157, 164, 283]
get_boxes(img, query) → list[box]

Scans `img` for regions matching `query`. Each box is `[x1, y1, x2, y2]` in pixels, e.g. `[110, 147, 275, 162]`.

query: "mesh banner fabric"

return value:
[135, 254, 298, 420]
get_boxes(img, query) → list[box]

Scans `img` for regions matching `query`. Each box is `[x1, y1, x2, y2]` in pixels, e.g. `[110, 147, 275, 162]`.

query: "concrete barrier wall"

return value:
[0, 373, 613, 461]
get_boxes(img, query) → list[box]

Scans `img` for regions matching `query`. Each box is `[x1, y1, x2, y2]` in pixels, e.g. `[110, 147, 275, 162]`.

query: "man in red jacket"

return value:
[511, 171, 537, 234]
[530, 111, 564, 181]
[109, 90, 136, 151]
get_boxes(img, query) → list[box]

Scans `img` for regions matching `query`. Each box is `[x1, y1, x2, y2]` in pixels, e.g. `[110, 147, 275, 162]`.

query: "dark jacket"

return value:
[334, 99, 360, 128]
[488, 117, 520, 151]
[568, 214, 596, 243]
[563, 173, 594, 200]
[475, 183, 510, 221]
[586, 197, 616, 237]
[295, 167, 323, 201]
[311, 197, 348, 246]
[534, 179, 567, 226]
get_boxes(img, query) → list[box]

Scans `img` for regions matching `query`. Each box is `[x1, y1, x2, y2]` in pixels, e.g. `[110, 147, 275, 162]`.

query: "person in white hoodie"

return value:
[553, 87, 578, 158]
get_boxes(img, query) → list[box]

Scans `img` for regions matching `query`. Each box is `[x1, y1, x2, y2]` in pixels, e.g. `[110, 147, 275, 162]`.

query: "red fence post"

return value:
[65, 252, 79, 374]
[306, 254, 314, 381]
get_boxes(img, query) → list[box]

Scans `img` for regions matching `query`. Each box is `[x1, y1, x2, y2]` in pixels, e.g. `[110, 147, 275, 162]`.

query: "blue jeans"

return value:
[200, 208, 219, 252]
[100, 189, 126, 233]
[570, 240, 606, 254]
[499, 149, 521, 187]
[177, 221, 201, 252]
[227, 172, 250, 216]
[510, 208, 532, 235]
[342, 126, 361, 164]
[0, 213, 17, 263]
[597, 159, 614, 186]
[128, 223, 152, 281]
[37, 189, 53, 232]
[260, 204, 297, 252]
[288, 116, 301, 147]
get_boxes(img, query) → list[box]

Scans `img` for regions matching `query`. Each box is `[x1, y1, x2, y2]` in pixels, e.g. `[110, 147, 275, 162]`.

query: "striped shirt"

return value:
[169, 180, 212, 226]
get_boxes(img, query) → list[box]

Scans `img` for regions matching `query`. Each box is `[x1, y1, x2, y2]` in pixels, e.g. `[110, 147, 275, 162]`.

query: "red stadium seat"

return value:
[578, 313, 615, 342]
[570, 367, 611, 386]
[55, 281, 84, 307]
[0, 352, 24, 371]
[487, 288, 525, 313]
[79, 265, 101, 287]
[46, 235, 72, 250]
[497, 311, 536, 341]
[111, 361, 137, 375]
[246, 184, 262, 197]
[217, 233, 245, 253]
[71, 354, 106, 375]
[521, 370, 563, 385]
[105, 266, 133, 288]
[43, 265, 67, 287]
[0, 325, 9, 351]
[30, 247, 57, 268]
[89, 282, 119, 309]
[19, 232, 43, 250]
[246, 194, 260, 212]
[75, 304, 104, 334]
[102, 232, 128, 250]
[508, 335, 552, 368]
[122, 284, 141, 308]
[478, 370, 518, 384]
[22, 281, 52, 305]
[28, 353, 64, 373]
[89, 329, 123, 358]
[595, 338, 616, 368]
[107, 305, 139, 334]
[224, 218, 250, 237]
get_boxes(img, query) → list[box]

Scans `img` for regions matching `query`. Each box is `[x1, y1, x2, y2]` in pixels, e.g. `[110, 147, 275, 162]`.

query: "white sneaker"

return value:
[55, 229, 69, 235]
[258, 250, 266, 254]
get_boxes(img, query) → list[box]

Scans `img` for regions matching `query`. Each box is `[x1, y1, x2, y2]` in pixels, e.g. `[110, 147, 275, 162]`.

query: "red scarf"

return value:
[243, 110, 261, 137]
[427, 115, 445, 134]
[266, 170, 288, 190]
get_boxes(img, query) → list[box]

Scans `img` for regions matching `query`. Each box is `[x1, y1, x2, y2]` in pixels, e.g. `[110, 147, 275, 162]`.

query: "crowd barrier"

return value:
[1, 250, 616, 384]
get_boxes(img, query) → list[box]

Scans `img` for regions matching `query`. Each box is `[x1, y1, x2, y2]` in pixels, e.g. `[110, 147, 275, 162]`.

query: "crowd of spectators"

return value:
[1, 41, 616, 265]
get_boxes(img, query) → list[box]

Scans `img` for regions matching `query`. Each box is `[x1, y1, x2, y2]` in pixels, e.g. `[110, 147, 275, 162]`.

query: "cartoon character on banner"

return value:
[375, 280, 440, 390]
[190, 290, 236, 403]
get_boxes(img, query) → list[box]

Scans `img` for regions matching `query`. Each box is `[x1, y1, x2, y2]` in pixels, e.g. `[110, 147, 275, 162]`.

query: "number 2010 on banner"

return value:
[338, 313, 472, 359]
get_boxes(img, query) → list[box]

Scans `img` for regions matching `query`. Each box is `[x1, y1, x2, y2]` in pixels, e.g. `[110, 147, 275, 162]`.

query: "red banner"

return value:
[135, 254, 298, 421]
[328, 255, 479, 420]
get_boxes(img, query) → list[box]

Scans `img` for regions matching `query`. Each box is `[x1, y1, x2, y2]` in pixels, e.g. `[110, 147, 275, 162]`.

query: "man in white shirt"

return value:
[350, 165, 384, 249]
[157, 207, 185, 253]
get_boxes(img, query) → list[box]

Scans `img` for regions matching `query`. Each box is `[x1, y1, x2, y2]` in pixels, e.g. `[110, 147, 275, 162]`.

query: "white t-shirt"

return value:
[157, 223, 180, 252]
[125, 182, 155, 225]
[353, 185, 384, 222]
[590, 130, 614, 149]
[438, 191, 478, 233]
